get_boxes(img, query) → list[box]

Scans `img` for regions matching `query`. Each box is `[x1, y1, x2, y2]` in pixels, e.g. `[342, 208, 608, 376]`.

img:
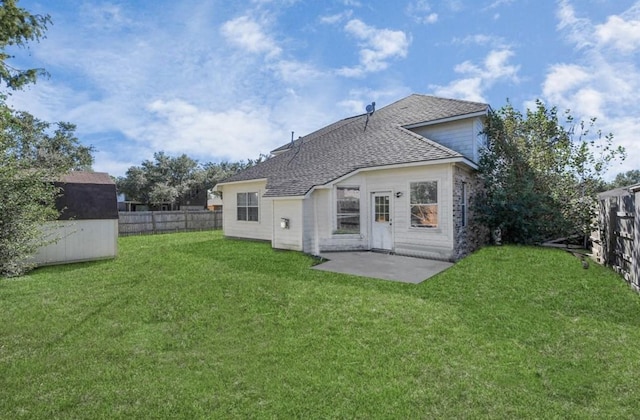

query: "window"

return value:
[461, 182, 467, 227]
[237, 192, 259, 221]
[410, 181, 438, 228]
[336, 187, 360, 233]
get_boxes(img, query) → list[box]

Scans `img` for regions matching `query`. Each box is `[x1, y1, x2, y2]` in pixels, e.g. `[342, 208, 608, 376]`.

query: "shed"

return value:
[33, 171, 119, 266]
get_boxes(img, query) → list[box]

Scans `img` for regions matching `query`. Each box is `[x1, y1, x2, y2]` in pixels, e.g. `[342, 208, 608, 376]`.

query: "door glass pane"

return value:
[375, 196, 389, 222]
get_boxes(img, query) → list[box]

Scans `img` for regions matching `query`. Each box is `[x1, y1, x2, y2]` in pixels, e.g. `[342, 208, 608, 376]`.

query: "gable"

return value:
[54, 172, 118, 220]
[408, 117, 485, 163]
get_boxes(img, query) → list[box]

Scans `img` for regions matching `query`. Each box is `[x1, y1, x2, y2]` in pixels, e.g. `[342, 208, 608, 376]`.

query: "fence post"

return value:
[606, 199, 617, 267]
[632, 187, 640, 288]
[151, 211, 157, 234]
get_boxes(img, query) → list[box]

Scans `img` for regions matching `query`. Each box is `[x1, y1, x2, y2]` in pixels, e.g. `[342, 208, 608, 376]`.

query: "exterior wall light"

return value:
[395, 192, 403, 198]
[280, 218, 290, 229]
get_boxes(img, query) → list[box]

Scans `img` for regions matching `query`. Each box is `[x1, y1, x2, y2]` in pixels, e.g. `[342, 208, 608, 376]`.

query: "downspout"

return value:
[313, 192, 320, 255]
[271, 197, 276, 248]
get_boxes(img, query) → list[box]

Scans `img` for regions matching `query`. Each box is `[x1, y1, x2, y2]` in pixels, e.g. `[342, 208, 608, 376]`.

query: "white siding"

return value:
[219, 180, 272, 241]
[473, 117, 487, 162]
[409, 117, 484, 163]
[32, 219, 118, 266]
[318, 174, 369, 252]
[315, 164, 456, 260]
[303, 192, 324, 255]
[367, 165, 454, 260]
[272, 199, 304, 251]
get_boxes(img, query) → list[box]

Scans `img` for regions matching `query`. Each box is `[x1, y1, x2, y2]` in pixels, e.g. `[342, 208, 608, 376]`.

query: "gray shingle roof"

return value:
[221, 94, 488, 197]
[59, 171, 114, 185]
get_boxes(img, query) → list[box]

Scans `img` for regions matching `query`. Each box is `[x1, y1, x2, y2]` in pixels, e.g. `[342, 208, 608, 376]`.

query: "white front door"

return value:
[371, 192, 392, 250]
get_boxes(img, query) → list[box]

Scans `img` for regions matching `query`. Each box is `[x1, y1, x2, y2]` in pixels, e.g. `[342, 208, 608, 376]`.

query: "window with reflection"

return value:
[410, 181, 438, 228]
[336, 187, 360, 233]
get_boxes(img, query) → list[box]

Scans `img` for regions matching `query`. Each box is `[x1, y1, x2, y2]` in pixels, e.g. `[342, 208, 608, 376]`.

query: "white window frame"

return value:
[236, 192, 259, 222]
[334, 186, 360, 234]
[409, 180, 439, 229]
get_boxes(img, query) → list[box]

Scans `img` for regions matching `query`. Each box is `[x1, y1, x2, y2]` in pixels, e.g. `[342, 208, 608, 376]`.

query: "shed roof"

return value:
[221, 94, 489, 197]
[598, 186, 633, 198]
[628, 183, 640, 193]
[59, 171, 114, 185]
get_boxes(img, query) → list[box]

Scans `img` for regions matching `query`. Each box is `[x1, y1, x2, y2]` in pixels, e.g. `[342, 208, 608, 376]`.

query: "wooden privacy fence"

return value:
[119, 210, 222, 236]
[592, 185, 640, 290]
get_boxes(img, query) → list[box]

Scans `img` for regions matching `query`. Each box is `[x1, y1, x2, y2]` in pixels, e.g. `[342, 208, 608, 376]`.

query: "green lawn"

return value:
[2, 231, 640, 418]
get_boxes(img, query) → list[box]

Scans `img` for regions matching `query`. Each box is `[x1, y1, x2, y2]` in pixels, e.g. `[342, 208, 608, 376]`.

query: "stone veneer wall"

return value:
[452, 165, 488, 260]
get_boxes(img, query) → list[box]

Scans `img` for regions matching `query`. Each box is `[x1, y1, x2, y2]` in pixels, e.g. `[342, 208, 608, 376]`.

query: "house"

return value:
[207, 192, 223, 211]
[32, 171, 119, 266]
[216, 94, 490, 261]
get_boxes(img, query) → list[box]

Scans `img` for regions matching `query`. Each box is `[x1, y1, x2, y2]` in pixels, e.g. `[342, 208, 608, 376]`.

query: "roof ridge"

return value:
[410, 93, 489, 107]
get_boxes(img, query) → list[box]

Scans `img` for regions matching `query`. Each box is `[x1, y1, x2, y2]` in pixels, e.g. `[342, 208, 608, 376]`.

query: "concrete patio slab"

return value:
[312, 251, 453, 284]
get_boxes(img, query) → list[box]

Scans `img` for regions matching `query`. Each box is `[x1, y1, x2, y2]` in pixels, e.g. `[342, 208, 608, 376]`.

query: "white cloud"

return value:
[319, 10, 353, 24]
[544, 1, 640, 177]
[452, 34, 508, 48]
[143, 99, 283, 162]
[406, 1, 438, 24]
[445, 0, 464, 12]
[220, 15, 282, 58]
[337, 19, 411, 77]
[485, 0, 513, 10]
[431, 78, 485, 102]
[594, 5, 640, 54]
[270, 60, 325, 84]
[484, 49, 519, 79]
[424, 13, 439, 24]
[542, 63, 591, 99]
[430, 48, 519, 102]
[556, 0, 595, 50]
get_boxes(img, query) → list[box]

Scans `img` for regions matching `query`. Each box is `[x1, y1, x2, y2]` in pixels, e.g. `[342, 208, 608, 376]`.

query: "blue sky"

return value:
[7, 0, 639, 178]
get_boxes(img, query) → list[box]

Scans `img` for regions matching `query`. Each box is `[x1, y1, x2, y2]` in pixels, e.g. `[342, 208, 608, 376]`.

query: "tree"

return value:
[117, 152, 199, 208]
[476, 100, 625, 245]
[0, 1, 93, 276]
[609, 169, 640, 189]
[1, 108, 93, 277]
[0, 0, 51, 90]
[6, 111, 93, 170]
[116, 153, 268, 209]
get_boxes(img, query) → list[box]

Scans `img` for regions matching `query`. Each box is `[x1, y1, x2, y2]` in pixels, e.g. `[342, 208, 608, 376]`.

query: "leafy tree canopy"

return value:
[116, 152, 266, 208]
[608, 169, 640, 189]
[0, 0, 51, 91]
[475, 100, 625, 245]
[1, 106, 94, 277]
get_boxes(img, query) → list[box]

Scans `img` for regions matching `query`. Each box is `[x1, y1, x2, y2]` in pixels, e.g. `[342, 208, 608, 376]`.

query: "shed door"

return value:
[371, 192, 392, 250]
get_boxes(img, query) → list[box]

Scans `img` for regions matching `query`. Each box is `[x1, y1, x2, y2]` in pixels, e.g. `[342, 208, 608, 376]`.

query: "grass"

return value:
[2, 231, 640, 418]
